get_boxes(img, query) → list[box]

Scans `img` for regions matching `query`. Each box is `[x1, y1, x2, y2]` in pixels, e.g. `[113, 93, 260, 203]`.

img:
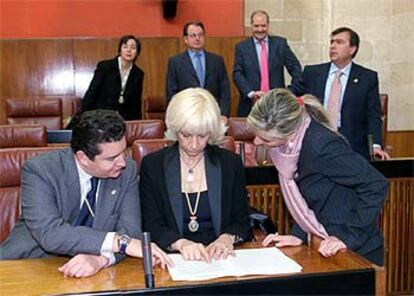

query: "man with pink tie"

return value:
[233, 10, 303, 117]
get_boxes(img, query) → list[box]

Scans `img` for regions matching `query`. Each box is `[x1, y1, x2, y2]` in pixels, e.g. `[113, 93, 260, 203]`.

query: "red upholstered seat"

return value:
[143, 96, 166, 120]
[227, 117, 259, 167]
[6, 98, 63, 130]
[227, 117, 272, 167]
[0, 147, 62, 243]
[125, 120, 165, 147]
[131, 139, 172, 173]
[0, 124, 48, 148]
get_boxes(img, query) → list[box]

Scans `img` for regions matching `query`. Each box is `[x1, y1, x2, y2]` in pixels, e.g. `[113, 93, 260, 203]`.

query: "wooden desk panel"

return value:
[0, 243, 377, 296]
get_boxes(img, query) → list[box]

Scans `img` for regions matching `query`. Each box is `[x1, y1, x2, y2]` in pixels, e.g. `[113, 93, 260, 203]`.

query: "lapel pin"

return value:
[111, 189, 117, 196]
[353, 78, 359, 83]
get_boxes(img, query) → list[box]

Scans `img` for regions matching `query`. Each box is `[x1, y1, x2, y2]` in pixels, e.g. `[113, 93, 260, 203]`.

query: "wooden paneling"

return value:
[206, 37, 245, 116]
[1, 37, 413, 154]
[1, 37, 245, 124]
[0, 39, 74, 98]
[381, 178, 414, 294]
[138, 38, 178, 99]
[73, 38, 119, 98]
[0, 39, 75, 124]
[247, 184, 291, 234]
[386, 131, 414, 157]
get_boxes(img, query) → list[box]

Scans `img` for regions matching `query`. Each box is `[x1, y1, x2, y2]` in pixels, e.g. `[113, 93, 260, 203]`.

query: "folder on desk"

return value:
[168, 247, 302, 281]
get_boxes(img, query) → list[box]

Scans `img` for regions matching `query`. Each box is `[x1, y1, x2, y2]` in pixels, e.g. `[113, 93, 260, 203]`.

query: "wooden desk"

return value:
[0, 242, 382, 295]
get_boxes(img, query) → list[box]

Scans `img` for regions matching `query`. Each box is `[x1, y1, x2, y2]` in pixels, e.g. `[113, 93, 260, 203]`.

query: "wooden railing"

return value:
[246, 176, 414, 295]
[381, 178, 414, 294]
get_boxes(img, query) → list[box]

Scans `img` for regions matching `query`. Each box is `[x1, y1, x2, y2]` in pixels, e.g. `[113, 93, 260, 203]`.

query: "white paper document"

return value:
[167, 247, 302, 281]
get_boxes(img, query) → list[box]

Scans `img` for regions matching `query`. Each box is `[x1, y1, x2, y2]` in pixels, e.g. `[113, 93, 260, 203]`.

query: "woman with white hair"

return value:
[139, 88, 250, 262]
[247, 88, 388, 266]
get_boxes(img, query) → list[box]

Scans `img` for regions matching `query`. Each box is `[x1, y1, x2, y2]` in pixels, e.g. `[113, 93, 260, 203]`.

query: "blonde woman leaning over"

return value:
[247, 88, 388, 266]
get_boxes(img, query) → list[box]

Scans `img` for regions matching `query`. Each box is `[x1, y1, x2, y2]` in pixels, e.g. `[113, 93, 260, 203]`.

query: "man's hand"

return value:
[251, 91, 266, 103]
[58, 254, 109, 278]
[318, 236, 347, 258]
[125, 239, 173, 269]
[206, 233, 235, 261]
[220, 115, 228, 125]
[374, 147, 391, 160]
[262, 233, 303, 247]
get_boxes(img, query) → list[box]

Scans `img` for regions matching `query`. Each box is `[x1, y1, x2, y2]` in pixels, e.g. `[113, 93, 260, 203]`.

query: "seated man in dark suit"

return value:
[233, 10, 303, 117]
[0, 110, 170, 277]
[166, 21, 231, 117]
[301, 27, 390, 160]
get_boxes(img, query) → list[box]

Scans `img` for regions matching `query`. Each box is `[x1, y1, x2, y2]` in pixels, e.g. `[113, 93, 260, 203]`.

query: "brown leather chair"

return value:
[143, 96, 166, 120]
[0, 124, 48, 148]
[0, 147, 61, 243]
[125, 119, 165, 147]
[380, 94, 388, 149]
[131, 139, 172, 173]
[62, 97, 82, 128]
[227, 117, 259, 167]
[6, 98, 63, 130]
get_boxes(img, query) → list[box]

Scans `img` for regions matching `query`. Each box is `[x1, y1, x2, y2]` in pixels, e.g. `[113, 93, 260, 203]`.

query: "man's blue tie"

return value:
[75, 177, 99, 227]
[194, 52, 205, 88]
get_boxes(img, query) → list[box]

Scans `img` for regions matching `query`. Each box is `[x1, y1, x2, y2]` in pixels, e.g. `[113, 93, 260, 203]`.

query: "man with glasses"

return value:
[166, 21, 231, 116]
[0, 110, 170, 277]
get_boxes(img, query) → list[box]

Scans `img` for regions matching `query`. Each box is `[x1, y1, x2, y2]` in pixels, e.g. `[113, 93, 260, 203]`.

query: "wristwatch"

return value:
[118, 234, 131, 255]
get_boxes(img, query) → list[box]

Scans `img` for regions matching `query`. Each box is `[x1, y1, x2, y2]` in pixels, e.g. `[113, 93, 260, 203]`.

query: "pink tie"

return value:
[259, 40, 269, 92]
[327, 71, 343, 130]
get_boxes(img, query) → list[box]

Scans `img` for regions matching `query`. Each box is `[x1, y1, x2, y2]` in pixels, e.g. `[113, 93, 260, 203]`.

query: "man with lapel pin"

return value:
[166, 21, 231, 117]
[302, 27, 390, 160]
[233, 10, 303, 117]
[0, 110, 171, 277]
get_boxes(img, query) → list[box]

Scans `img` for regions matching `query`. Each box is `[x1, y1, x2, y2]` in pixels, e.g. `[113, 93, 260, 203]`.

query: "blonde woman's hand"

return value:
[262, 233, 303, 247]
[318, 236, 347, 258]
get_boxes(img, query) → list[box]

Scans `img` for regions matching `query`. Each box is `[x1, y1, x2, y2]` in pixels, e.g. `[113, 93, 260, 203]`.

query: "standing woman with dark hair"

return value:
[247, 88, 388, 266]
[81, 35, 144, 120]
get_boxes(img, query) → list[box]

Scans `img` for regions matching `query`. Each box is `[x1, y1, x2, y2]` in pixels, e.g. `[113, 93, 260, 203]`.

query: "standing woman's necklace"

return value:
[118, 58, 132, 104]
[181, 154, 204, 183]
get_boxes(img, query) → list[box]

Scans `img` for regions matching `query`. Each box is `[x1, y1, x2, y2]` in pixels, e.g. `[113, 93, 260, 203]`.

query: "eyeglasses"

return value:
[187, 33, 205, 39]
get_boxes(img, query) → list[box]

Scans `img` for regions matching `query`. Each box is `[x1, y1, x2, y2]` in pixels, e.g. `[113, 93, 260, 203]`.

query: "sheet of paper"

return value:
[167, 247, 302, 281]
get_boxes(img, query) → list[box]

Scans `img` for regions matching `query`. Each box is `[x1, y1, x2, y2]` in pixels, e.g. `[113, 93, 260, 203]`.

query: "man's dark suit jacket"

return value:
[292, 120, 388, 265]
[233, 36, 303, 116]
[166, 51, 231, 116]
[139, 143, 250, 250]
[81, 57, 144, 120]
[302, 62, 383, 159]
